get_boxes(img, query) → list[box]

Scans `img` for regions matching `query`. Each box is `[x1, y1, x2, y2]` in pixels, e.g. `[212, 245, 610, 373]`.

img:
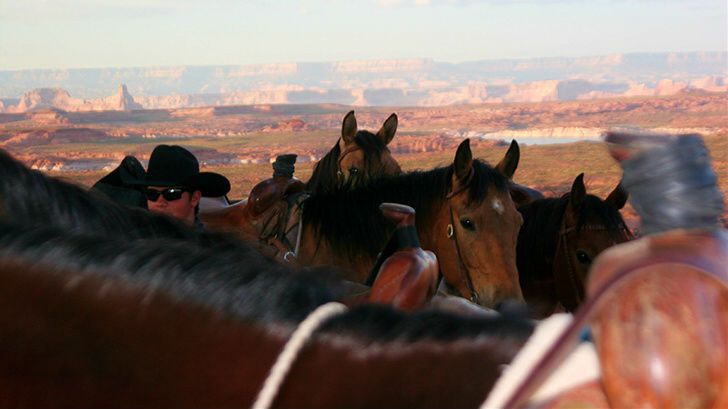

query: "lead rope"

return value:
[251, 302, 348, 409]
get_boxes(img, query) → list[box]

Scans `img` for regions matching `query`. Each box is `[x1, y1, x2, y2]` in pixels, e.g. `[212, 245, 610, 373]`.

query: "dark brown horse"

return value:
[0, 219, 534, 408]
[296, 139, 524, 309]
[198, 110, 402, 257]
[516, 173, 632, 318]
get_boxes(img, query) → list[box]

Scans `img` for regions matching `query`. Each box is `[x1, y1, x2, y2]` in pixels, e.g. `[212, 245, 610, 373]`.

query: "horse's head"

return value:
[306, 110, 401, 193]
[553, 173, 633, 311]
[435, 139, 524, 309]
[335, 110, 401, 189]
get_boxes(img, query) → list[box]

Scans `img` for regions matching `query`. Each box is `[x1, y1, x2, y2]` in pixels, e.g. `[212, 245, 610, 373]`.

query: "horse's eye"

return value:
[349, 167, 359, 175]
[576, 250, 592, 265]
[460, 218, 475, 231]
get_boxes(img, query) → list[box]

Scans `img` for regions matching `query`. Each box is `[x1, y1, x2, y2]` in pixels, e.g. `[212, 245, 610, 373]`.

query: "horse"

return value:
[198, 110, 402, 258]
[305, 109, 401, 193]
[296, 138, 524, 309]
[0, 220, 535, 408]
[0, 146, 481, 314]
[516, 173, 632, 318]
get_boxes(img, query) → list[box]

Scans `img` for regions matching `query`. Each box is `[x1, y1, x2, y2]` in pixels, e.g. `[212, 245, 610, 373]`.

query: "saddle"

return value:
[244, 155, 307, 261]
[487, 130, 728, 409]
[364, 203, 439, 311]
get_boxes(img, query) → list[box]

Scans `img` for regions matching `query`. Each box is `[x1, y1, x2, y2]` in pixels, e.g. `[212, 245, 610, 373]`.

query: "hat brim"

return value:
[129, 171, 231, 197]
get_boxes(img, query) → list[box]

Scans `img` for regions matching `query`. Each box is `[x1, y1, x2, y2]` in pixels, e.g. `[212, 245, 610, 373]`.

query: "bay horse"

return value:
[306, 110, 401, 193]
[198, 110, 402, 257]
[297, 138, 524, 309]
[0, 220, 534, 408]
[516, 173, 632, 318]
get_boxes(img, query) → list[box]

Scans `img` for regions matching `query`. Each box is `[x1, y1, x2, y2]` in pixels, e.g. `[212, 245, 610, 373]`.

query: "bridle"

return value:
[336, 145, 363, 182]
[444, 168, 480, 304]
[554, 219, 633, 310]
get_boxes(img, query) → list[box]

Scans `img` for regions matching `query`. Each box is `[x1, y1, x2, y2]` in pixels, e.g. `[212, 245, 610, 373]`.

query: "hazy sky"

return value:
[1, 0, 726, 71]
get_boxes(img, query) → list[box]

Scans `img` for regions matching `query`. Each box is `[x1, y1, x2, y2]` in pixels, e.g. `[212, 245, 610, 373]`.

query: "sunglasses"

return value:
[145, 187, 189, 202]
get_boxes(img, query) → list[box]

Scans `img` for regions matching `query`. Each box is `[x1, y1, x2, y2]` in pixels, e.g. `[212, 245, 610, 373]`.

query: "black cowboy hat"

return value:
[129, 145, 230, 197]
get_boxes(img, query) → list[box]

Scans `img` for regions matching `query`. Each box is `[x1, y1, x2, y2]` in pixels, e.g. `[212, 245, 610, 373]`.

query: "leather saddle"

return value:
[246, 175, 307, 260]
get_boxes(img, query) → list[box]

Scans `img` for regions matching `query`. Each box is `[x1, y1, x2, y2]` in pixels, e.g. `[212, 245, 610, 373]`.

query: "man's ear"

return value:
[190, 190, 202, 206]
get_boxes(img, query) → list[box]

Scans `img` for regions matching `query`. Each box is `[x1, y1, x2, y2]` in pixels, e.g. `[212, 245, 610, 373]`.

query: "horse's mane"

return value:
[303, 160, 508, 258]
[0, 221, 534, 343]
[0, 149, 256, 252]
[305, 130, 390, 194]
[517, 193, 630, 279]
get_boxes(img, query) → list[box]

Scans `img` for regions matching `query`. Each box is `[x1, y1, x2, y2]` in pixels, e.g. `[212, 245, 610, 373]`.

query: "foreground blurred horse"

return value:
[516, 173, 632, 318]
[297, 139, 524, 308]
[0, 220, 533, 408]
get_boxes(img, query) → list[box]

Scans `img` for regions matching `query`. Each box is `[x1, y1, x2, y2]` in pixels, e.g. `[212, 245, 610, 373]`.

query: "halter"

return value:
[336, 145, 363, 181]
[444, 168, 480, 304]
[554, 219, 633, 311]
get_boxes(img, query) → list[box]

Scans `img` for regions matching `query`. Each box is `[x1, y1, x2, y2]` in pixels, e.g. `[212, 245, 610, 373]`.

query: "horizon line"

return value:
[2, 50, 726, 73]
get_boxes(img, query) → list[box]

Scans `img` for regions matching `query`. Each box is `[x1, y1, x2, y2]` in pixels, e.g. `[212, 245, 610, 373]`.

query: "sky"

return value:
[1, 0, 726, 71]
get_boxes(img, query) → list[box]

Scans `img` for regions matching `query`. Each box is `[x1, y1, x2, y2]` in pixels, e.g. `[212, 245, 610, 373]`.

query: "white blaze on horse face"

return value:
[492, 199, 504, 215]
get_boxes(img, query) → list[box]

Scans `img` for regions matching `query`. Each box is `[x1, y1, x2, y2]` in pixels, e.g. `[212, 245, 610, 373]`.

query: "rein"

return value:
[554, 221, 633, 311]
[444, 168, 479, 304]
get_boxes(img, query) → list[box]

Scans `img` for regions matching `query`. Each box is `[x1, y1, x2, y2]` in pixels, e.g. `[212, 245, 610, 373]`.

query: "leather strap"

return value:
[447, 200, 479, 304]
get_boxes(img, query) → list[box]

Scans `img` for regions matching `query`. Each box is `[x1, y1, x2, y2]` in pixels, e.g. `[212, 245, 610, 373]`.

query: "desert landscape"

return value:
[0, 90, 726, 233]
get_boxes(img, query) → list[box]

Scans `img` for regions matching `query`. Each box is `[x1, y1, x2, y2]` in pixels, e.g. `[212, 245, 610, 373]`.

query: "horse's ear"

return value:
[570, 173, 587, 211]
[341, 110, 357, 145]
[605, 181, 629, 210]
[495, 139, 519, 179]
[377, 113, 397, 146]
[453, 138, 473, 181]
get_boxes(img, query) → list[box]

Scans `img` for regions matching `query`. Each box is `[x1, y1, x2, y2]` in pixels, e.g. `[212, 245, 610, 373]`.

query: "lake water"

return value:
[478, 136, 603, 145]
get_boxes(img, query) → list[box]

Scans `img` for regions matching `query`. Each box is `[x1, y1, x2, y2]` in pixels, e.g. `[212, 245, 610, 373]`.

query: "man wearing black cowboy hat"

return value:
[131, 145, 231, 226]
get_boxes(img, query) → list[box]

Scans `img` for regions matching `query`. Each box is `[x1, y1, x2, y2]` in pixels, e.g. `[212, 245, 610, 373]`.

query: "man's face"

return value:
[146, 186, 201, 225]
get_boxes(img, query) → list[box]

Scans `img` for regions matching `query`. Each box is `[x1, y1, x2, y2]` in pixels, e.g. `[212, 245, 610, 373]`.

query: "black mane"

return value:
[0, 221, 533, 343]
[305, 130, 390, 194]
[0, 149, 256, 252]
[303, 160, 508, 258]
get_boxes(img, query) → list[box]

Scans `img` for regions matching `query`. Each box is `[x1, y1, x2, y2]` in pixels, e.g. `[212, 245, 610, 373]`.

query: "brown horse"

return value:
[198, 110, 402, 257]
[0, 220, 534, 408]
[305, 110, 401, 193]
[516, 173, 632, 318]
[296, 139, 524, 309]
